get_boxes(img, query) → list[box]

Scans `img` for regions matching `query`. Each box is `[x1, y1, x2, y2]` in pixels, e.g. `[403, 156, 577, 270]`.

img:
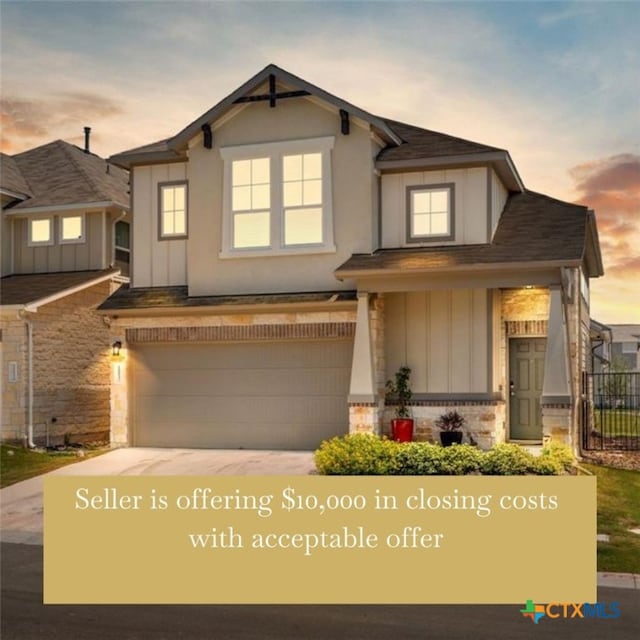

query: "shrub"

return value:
[395, 442, 444, 475]
[439, 444, 483, 475]
[314, 435, 570, 476]
[540, 441, 575, 473]
[531, 455, 564, 475]
[478, 443, 536, 475]
[314, 434, 398, 475]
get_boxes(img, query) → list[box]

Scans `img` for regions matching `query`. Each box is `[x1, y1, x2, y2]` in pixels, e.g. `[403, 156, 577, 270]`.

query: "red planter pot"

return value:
[391, 418, 414, 442]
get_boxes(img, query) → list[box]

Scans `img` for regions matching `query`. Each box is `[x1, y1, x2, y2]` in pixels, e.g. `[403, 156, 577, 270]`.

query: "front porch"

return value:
[345, 279, 580, 451]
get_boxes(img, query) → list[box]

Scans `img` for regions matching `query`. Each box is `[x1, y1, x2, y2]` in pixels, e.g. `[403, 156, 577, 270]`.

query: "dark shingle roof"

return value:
[0, 153, 32, 198]
[1, 269, 118, 307]
[379, 119, 503, 162]
[336, 191, 591, 276]
[4, 141, 129, 211]
[99, 287, 357, 312]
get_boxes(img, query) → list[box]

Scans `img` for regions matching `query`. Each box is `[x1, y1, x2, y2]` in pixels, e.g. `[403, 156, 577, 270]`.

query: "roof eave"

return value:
[335, 258, 580, 281]
[0, 187, 30, 202]
[97, 297, 357, 317]
[168, 64, 403, 151]
[584, 210, 605, 278]
[376, 151, 525, 192]
[2, 270, 120, 312]
[4, 201, 129, 215]
[108, 149, 186, 170]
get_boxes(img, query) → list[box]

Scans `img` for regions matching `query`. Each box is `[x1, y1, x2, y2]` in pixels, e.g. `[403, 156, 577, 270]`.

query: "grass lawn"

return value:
[593, 409, 640, 436]
[0, 444, 109, 489]
[582, 463, 640, 574]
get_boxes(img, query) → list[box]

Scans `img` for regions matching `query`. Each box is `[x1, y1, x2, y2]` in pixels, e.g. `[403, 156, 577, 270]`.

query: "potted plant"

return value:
[435, 410, 465, 447]
[386, 366, 414, 442]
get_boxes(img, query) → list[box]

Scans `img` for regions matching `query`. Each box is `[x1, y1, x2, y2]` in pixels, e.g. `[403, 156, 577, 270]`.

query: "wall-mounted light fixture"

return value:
[112, 341, 122, 357]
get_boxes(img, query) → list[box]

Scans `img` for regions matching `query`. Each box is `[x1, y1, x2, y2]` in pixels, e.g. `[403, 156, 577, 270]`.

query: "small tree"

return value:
[386, 366, 412, 418]
[602, 356, 631, 408]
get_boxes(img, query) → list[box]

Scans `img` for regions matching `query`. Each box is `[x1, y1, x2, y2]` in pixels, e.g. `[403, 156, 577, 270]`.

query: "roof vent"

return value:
[83, 126, 91, 153]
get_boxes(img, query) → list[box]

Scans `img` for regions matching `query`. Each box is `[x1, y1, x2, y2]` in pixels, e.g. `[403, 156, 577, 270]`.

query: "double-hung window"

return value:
[159, 182, 188, 239]
[220, 137, 335, 256]
[406, 183, 455, 243]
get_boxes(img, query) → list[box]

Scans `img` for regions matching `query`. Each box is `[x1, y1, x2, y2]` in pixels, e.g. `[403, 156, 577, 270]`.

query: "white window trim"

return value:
[59, 213, 86, 244]
[219, 136, 336, 258]
[27, 216, 54, 247]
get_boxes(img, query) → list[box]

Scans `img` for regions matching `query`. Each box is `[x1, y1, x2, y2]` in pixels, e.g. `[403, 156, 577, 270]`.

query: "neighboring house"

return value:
[590, 319, 613, 373]
[608, 325, 640, 372]
[101, 64, 603, 451]
[0, 133, 130, 445]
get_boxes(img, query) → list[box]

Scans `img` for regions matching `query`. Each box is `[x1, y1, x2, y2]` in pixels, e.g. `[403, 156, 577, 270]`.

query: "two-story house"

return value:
[101, 64, 603, 451]
[0, 133, 130, 446]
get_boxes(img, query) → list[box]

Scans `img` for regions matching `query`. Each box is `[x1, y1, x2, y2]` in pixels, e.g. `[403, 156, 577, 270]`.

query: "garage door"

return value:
[131, 339, 353, 450]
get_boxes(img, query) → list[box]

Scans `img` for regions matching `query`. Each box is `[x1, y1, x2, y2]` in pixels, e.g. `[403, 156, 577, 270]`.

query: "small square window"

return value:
[60, 215, 84, 243]
[159, 183, 188, 239]
[406, 184, 455, 243]
[28, 218, 53, 246]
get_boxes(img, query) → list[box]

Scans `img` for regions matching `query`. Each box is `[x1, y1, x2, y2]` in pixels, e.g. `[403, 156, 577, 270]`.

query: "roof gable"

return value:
[168, 64, 402, 151]
[5, 140, 129, 212]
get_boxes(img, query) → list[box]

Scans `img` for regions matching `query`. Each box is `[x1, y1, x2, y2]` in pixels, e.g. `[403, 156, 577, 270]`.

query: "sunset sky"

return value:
[1, 0, 638, 323]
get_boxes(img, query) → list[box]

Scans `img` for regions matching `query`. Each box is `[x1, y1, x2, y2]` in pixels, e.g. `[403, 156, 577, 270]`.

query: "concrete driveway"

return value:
[0, 447, 315, 545]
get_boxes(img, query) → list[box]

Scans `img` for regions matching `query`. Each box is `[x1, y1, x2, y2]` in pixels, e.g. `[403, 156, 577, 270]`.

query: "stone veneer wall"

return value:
[1, 281, 115, 445]
[109, 308, 357, 446]
[382, 402, 507, 450]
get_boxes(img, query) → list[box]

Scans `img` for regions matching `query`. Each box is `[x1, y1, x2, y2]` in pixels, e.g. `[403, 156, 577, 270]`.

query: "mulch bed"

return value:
[580, 450, 640, 472]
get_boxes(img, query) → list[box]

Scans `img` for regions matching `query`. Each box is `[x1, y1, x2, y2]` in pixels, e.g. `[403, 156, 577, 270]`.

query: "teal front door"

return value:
[509, 338, 546, 441]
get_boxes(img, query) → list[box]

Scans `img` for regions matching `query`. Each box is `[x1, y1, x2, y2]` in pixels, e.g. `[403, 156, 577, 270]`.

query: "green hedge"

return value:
[314, 435, 574, 476]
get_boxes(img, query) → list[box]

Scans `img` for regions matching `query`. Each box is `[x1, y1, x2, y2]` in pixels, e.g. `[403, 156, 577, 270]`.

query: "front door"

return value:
[509, 338, 546, 441]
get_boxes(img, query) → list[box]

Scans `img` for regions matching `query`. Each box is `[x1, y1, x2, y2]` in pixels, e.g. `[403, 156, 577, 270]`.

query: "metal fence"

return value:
[582, 371, 640, 451]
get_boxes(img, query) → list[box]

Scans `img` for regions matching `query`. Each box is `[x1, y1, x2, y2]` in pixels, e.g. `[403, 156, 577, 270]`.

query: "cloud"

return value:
[0, 93, 123, 153]
[571, 154, 640, 322]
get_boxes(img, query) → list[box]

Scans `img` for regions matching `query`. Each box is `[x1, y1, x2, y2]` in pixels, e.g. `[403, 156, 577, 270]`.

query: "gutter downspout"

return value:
[18, 310, 36, 448]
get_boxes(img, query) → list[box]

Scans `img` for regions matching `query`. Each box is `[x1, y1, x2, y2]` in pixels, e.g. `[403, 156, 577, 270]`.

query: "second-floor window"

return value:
[159, 182, 188, 239]
[406, 183, 455, 243]
[220, 137, 335, 256]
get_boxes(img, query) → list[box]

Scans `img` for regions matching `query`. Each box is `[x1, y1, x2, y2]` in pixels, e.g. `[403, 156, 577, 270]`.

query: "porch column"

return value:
[348, 292, 380, 434]
[541, 285, 573, 445]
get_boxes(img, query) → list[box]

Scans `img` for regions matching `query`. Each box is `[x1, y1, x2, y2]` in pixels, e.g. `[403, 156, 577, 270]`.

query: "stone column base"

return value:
[349, 403, 382, 435]
[542, 404, 573, 448]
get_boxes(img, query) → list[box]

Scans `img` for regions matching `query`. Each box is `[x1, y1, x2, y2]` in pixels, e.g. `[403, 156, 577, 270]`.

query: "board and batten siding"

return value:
[132, 163, 188, 287]
[13, 212, 105, 274]
[385, 289, 491, 394]
[381, 167, 488, 248]
[490, 168, 508, 240]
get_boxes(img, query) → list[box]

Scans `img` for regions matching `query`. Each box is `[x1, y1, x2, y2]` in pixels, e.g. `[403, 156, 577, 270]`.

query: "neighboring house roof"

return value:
[336, 191, 604, 278]
[98, 285, 357, 313]
[608, 325, 640, 342]
[2, 140, 129, 213]
[0, 153, 32, 199]
[0, 269, 118, 310]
